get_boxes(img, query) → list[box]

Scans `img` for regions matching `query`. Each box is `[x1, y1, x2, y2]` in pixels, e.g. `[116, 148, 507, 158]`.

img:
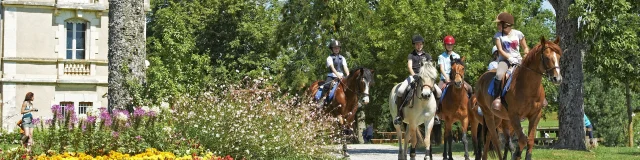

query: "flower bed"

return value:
[3, 148, 233, 160]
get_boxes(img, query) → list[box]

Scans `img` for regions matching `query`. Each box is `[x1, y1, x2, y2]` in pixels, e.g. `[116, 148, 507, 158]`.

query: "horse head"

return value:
[450, 56, 466, 88]
[528, 36, 563, 85]
[416, 61, 438, 99]
[351, 68, 375, 104]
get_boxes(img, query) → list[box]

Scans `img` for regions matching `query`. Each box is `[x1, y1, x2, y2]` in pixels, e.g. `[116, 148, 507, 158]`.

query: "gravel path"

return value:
[331, 144, 467, 160]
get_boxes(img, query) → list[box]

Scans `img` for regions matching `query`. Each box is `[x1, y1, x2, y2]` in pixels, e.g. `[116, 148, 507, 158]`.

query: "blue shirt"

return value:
[584, 114, 591, 126]
[437, 52, 460, 80]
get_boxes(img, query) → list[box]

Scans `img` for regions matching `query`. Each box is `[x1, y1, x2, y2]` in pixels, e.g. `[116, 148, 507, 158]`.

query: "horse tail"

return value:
[483, 117, 499, 158]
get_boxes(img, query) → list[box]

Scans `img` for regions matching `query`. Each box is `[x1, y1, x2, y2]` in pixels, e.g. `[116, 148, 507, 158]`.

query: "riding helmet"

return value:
[443, 35, 455, 45]
[412, 35, 424, 44]
[493, 12, 515, 25]
[329, 40, 341, 49]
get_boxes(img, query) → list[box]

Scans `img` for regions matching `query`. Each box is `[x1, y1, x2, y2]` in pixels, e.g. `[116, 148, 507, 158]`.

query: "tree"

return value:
[575, 0, 640, 147]
[108, 0, 148, 110]
[548, 0, 587, 150]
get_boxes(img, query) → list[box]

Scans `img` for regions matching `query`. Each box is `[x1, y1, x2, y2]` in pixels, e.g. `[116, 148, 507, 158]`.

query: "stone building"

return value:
[0, 0, 150, 131]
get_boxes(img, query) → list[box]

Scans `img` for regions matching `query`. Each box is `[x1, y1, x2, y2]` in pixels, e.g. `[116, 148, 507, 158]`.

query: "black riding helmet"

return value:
[329, 40, 341, 49]
[412, 35, 424, 44]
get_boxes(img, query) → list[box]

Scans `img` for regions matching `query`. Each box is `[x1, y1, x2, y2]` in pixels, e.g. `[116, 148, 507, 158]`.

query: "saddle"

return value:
[488, 66, 516, 110]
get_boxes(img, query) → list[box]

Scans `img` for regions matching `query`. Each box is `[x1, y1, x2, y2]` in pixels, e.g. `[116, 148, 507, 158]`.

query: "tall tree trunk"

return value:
[356, 109, 365, 144]
[627, 83, 633, 147]
[108, 0, 147, 110]
[549, 0, 587, 150]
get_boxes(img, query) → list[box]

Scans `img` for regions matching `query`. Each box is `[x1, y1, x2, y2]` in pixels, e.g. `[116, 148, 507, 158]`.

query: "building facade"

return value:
[1, 0, 149, 131]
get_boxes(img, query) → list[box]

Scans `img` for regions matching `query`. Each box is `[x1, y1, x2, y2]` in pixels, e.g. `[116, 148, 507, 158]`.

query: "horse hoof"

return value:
[343, 152, 350, 158]
[424, 156, 433, 160]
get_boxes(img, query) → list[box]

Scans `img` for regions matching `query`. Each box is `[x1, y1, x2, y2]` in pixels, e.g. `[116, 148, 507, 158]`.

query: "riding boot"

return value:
[492, 79, 503, 111]
[394, 96, 404, 125]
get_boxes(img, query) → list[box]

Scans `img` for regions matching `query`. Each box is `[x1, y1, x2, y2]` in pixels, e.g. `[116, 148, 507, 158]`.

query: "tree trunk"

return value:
[549, 0, 587, 150]
[108, 0, 147, 110]
[356, 109, 365, 144]
[627, 83, 633, 147]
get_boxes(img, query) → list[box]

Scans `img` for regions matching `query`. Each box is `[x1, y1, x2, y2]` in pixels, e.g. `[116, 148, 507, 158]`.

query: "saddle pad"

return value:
[439, 84, 449, 103]
[327, 82, 339, 102]
[487, 68, 515, 97]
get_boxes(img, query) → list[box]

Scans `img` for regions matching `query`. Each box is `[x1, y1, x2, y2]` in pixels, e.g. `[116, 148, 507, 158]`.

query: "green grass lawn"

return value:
[386, 142, 640, 160]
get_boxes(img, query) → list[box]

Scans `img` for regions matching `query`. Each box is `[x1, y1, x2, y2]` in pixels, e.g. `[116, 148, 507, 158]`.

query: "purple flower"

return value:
[100, 111, 110, 120]
[111, 131, 119, 138]
[125, 122, 131, 128]
[98, 107, 106, 113]
[133, 107, 145, 117]
[86, 116, 97, 123]
[45, 119, 53, 125]
[104, 117, 113, 127]
[81, 123, 86, 132]
[146, 111, 157, 117]
[32, 118, 40, 126]
[135, 135, 142, 141]
[70, 114, 78, 124]
[65, 104, 75, 112]
[51, 105, 61, 113]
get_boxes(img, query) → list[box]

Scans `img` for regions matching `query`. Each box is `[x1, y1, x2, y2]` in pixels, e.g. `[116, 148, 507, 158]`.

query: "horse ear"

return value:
[554, 36, 561, 44]
[369, 69, 374, 74]
[540, 36, 547, 45]
[461, 56, 466, 62]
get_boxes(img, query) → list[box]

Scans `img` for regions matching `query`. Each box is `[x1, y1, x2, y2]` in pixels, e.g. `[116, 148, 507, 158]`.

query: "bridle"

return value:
[517, 43, 560, 78]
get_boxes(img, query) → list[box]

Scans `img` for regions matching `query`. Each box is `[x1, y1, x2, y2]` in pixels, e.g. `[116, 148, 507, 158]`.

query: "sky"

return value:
[541, 0, 556, 15]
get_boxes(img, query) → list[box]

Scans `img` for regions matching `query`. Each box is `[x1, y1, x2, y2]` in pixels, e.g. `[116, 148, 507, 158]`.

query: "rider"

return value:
[394, 34, 441, 125]
[488, 46, 499, 71]
[437, 35, 472, 97]
[491, 12, 530, 111]
[320, 39, 350, 103]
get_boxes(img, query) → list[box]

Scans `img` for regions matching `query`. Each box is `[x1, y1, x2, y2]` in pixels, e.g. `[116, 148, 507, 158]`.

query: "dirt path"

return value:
[332, 144, 467, 160]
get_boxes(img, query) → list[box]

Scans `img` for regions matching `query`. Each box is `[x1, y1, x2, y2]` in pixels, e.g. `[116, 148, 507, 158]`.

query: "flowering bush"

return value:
[18, 77, 339, 159]
[172, 77, 339, 159]
[1, 148, 233, 160]
[32, 103, 174, 156]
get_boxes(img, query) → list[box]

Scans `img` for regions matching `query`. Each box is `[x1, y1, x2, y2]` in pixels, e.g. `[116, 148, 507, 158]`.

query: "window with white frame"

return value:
[78, 102, 93, 115]
[60, 102, 74, 117]
[66, 20, 87, 59]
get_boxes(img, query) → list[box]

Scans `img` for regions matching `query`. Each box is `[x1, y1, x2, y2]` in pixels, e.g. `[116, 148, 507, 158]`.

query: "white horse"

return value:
[389, 61, 439, 160]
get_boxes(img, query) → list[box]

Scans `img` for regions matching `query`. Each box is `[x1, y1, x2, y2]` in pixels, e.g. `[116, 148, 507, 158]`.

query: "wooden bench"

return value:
[371, 132, 405, 144]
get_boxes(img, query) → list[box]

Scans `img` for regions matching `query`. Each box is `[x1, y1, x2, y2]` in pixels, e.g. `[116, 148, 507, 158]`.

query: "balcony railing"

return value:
[63, 63, 91, 76]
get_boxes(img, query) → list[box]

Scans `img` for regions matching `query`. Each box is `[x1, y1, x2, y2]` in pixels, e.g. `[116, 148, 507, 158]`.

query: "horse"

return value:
[306, 67, 374, 157]
[468, 93, 515, 160]
[389, 61, 439, 160]
[437, 57, 471, 160]
[475, 37, 562, 160]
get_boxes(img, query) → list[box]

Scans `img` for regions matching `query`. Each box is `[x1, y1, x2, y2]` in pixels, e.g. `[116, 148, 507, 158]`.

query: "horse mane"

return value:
[418, 62, 438, 81]
[521, 40, 562, 66]
[348, 67, 375, 84]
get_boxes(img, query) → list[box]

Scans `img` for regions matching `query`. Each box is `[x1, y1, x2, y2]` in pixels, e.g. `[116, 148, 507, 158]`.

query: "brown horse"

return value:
[437, 57, 471, 160]
[306, 67, 374, 157]
[468, 93, 515, 160]
[475, 37, 562, 160]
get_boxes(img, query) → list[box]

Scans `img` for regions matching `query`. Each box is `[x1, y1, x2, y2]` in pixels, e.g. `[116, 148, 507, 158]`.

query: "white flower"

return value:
[116, 112, 128, 121]
[141, 106, 150, 112]
[77, 114, 87, 121]
[150, 107, 161, 113]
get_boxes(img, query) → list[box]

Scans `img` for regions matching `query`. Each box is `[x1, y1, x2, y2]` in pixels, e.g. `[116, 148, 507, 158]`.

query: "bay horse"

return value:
[437, 57, 471, 160]
[306, 67, 374, 157]
[468, 93, 515, 160]
[389, 61, 439, 160]
[475, 37, 562, 160]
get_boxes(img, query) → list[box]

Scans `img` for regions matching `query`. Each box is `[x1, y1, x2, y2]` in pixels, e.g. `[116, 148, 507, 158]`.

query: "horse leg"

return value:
[525, 113, 543, 160]
[462, 118, 471, 160]
[396, 122, 405, 160]
[409, 125, 418, 160]
[509, 115, 526, 160]
[424, 117, 435, 160]
[476, 123, 483, 160]
[502, 122, 512, 160]
[443, 121, 452, 160]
